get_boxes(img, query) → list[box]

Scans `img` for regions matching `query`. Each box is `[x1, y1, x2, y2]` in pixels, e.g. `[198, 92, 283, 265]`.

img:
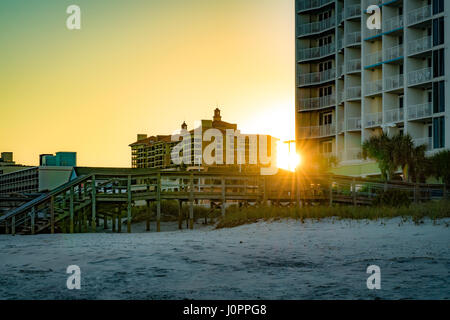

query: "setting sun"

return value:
[277, 141, 301, 172]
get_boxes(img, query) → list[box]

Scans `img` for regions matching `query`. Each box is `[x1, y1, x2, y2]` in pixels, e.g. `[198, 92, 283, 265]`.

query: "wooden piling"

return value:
[117, 205, 122, 233]
[104, 215, 108, 230]
[69, 186, 74, 233]
[146, 200, 151, 232]
[157, 173, 161, 232]
[11, 217, 15, 236]
[127, 175, 132, 233]
[31, 207, 35, 235]
[91, 175, 97, 232]
[221, 177, 226, 216]
[50, 196, 55, 234]
[189, 174, 194, 229]
[178, 200, 183, 230]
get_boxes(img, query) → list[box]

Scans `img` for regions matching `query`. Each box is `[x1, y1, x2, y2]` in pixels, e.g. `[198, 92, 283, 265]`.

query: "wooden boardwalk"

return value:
[0, 171, 447, 235]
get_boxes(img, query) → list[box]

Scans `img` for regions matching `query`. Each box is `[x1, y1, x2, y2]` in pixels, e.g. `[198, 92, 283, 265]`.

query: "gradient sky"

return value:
[0, 0, 295, 167]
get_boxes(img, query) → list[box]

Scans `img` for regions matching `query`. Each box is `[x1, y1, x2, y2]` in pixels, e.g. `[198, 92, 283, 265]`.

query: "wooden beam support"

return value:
[91, 175, 97, 232]
[117, 205, 122, 233]
[146, 200, 151, 232]
[178, 200, 183, 230]
[11, 217, 15, 236]
[50, 196, 55, 234]
[31, 207, 35, 235]
[221, 177, 226, 216]
[127, 175, 132, 233]
[70, 186, 74, 233]
[157, 173, 161, 232]
[189, 174, 194, 229]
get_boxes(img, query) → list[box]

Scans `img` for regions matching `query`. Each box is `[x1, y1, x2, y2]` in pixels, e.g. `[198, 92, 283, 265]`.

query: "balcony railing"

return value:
[407, 67, 432, 86]
[298, 42, 335, 61]
[346, 4, 361, 19]
[383, 15, 403, 32]
[384, 44, 404, 61]
[299, 124, 336, 138]
[298, 68, 336, 86]
[413, 137, 433, 151]
[347, 86, 362, 100]
[298, 16, 336, 37]
[365, 79, 383, 96]
[345, 31, 362, 46]
[408, 36, 432, 56]
[384, 108, 404, 123]
[338, 120, 344, 132]
[298, 95, 336, 111]
[297, 0, 334, 12]
[407, 103, 432, 120]
[337, 64, 344, 78]
[365, 50, 383, 67]
[346, 58, 361, 73]
[347, 117, 362, 131]
[364, 27, 382, 39]
[407, 5, 432, 26]
[385, 74, 404, 91]
[364, 112, 383, 128]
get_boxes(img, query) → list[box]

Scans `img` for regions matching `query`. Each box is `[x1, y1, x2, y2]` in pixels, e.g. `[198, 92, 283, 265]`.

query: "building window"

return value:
[319, 60, 332, 72]
[433, 48, 445, 77]
[318, 35, 332, 47]
[319, 86, 332, 97]
[433, 80, 445, 113]
[399, 95, 404, 109]
[320, 112, 333, 126]
[433, 17, 444, 46]
[321, 141, 333, 154]
[433, 116, 445, 149]
[433, 0, 444, 15]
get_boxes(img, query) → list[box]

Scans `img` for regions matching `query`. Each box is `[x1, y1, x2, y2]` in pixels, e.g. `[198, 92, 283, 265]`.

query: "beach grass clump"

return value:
[215, 200, 450, 229]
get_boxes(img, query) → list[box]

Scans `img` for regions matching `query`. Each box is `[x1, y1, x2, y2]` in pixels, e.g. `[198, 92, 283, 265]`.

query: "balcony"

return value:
[364, 27, 382, 40]
[383, 15, 403, 33]
[298, 68, 336, 86]
[364, 112, 383, 128]
[338, 120, 345, 133]
[298, 16, 336, 37]
[365, 79, 383, 96]
[346, 58, 361, 73]
[384, 108, 404, 123]
[337, 64, 344, 78]
[347, 86, 362, 100]
[298, 95, 336, 112]
[407, 67, 432, 87]
[384, 74, 404, 92]
[407, 103, 432, 121]
[365, 50, 383, 67]
[384, 44, 404, 62]
[297, 0, 334, 13]
[408, 36, 432, 56]
[299, 124, 336, 138]
[407, 5, 432, 26]
[413, 137, 433, 151]
[347, 117, 362, 131]
[298, 43, 336, 61]
[345, 31, 362, 47]
[346, 4, 361, 19]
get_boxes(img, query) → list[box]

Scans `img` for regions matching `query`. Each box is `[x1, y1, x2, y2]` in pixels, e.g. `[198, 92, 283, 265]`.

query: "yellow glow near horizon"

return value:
[277, 142, 301, 172]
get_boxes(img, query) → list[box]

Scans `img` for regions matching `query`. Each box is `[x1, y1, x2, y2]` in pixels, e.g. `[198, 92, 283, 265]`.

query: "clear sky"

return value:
[0, 0, 295, 167]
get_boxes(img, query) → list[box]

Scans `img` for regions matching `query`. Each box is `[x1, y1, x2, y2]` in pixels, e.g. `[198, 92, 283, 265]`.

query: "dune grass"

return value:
[216, 200, 450, 229]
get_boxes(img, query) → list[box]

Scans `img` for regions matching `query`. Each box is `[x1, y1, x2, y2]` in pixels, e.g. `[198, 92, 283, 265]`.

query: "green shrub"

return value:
[373, 189, 411, 207]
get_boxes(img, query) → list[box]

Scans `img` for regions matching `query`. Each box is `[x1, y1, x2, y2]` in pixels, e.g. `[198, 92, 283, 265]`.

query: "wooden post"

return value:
[352, 178, 356, 206]
[414, 183, 418, 203]
[146, 200, 151, 232]
[91, 175, 97, 232]
[127, 175, 132, 233]
[221, 177, 226, 216]
[103, 215, 108, 230]
[50, 196, 55, 234]
[157, 173, 161, 232]
[83, 208, 88, 232]
[11, 217, 15, 236]
[329, 182, 333, 207]
[117, 205, 122, 233]
[178, 200, 183, 230]
[5, 221, 9, 235]
[31, 207, 35, 235]
[189, 174, 194, 229]
[112, 212, 117, 233]
[70, 186, 74, 234]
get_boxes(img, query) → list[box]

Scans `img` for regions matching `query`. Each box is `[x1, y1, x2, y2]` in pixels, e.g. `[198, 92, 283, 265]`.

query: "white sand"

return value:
[0, 218, 449, 300]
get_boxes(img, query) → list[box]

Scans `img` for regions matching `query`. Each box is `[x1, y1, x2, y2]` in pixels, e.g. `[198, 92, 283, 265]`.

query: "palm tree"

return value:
[362, 132, 396, 181]
[429, 150, 450, 186]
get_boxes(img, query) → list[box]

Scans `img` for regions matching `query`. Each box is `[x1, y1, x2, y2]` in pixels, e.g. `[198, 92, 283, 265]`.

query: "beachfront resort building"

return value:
[295, 0, 449, 176]
[130, 108, 275, 171]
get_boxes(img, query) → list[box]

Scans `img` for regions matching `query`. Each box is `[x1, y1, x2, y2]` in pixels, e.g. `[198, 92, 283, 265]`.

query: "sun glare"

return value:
[277, 141, 301, 172]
